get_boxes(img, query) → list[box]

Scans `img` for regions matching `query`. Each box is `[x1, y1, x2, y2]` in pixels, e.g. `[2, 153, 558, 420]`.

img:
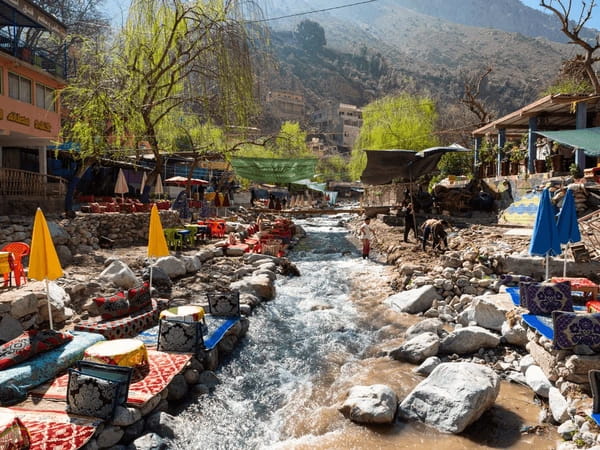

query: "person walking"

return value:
[403, 202, 417, 243]
[358, 216, 375, 259]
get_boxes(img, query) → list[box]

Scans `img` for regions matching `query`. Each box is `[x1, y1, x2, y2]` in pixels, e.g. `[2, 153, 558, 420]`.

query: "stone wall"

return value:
[0, 211, 183, 265]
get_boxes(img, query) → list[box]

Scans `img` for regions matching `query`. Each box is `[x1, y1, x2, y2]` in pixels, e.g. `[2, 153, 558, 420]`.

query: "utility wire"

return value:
[246, 0, 378, 23]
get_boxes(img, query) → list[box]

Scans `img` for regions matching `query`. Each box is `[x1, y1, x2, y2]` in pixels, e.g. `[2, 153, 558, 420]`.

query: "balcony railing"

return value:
[0, 168, 67, 198]
[0, 30, 67, 78]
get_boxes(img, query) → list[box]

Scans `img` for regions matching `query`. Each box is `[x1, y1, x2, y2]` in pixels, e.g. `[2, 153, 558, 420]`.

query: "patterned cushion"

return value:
[0, 330, 73, 371]
[157, 319, 203, 353]
[519, 281, 573, 316]
[94, 292, 130, 320]
[206, 291, 240, 316]
[553, 310, 600, 351]
[127, 282, 151, 313]
[66, 371, 121, 420]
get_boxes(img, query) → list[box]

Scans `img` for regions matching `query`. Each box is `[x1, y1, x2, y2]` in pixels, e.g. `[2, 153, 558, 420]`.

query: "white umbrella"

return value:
[154, 174, 164, 199]
[114, 168, 128, 200]
[140, 172, 148, 195]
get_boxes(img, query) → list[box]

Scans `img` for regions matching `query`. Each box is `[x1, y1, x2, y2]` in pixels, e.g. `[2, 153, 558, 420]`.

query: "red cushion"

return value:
[127, 282, 151, 313]
[0, 330, 73, 370]
[93, 291, 129, 320]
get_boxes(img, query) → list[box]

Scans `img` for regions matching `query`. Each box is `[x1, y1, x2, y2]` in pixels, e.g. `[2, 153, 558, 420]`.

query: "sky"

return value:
[520, 0, 600, 30]
[103, 0, 600, 31]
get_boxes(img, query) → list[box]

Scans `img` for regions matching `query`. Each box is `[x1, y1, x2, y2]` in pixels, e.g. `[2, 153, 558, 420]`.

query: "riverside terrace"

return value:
[0, 209, 301, 448]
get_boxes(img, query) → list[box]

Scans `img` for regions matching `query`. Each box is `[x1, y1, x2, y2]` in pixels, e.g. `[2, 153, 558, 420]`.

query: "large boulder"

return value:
[99, 260, 140, 289]
[439, 326, 501, 355]
[389, 332, 440, 364]
[386, 285, 441, 314]
[405, 318, 445, 340]
[457, 294, 513, 331]
[154, 256, 186, 279]
[339, 385, 398, 424]
[398, 362, 500, 433]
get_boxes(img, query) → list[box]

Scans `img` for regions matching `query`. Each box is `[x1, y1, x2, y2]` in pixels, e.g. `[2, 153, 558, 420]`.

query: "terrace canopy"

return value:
[535, 127, 600, 157]
[231, 157, 317, 184]
[360, 145, 471, 185]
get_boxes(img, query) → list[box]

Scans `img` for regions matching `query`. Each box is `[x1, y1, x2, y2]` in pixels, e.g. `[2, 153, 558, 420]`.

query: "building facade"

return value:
[311, 102, 362, 151]
[265, 90, 305, 122]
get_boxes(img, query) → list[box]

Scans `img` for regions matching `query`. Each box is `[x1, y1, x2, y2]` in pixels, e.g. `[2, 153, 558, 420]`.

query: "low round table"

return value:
[160, 305, 205, 322]
[84, 338, 149, 368]
[0, 407, 30, 448]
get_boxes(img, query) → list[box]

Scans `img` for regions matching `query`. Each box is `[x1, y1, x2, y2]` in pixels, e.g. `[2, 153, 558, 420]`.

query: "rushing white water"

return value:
[172, 214, 557, 450]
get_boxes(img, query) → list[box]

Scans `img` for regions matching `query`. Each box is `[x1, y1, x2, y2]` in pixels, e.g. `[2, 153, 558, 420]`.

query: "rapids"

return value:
[173, 214, 557, 449]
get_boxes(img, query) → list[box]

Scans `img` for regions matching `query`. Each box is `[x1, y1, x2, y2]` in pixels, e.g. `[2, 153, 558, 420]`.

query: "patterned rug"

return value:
[9, 407, 98, 450]
[30, 350, 191, 405]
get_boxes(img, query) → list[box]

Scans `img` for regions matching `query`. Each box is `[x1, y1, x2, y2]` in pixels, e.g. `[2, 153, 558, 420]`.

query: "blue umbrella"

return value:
[556, 189, 581, 276]
[529, 188, 561, 280]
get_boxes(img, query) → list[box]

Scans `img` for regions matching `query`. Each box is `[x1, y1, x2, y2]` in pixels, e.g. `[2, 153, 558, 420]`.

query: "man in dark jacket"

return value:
[403, 202, 417, 243]
[421, 219, 449, 251]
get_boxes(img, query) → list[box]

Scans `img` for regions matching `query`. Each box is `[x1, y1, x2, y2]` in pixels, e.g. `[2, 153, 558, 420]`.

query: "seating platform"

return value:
[136, 314, 240, 351]
[74, 299, 167, 340]
[0, 331, 105, 405]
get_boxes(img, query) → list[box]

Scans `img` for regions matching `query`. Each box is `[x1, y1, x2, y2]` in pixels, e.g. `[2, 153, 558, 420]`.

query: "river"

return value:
[173, 214, 557, 449]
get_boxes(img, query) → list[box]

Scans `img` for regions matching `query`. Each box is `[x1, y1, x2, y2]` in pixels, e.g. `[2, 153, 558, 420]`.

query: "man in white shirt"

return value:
[359, 217, 374, 259]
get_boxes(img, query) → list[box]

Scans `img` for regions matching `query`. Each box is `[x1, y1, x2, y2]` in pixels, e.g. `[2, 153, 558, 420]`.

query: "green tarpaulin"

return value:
[231, 157, 317, 184]
[536, 128, 600, 156]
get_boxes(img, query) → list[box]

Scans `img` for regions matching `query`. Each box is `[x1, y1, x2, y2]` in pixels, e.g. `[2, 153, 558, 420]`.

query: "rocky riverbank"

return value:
[343, 215, 600, 449]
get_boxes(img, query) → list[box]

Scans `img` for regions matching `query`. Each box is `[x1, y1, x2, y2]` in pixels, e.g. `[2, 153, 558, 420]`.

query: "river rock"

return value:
[196, 249, 215, 262]
[549, 387, 570, 423]
[144, 411, 177, 439]
[339, 384, 398, 424]
[181, 255, 201, 273]
[439, 326, 500, 355]
[122, 419, 145, 445]
[398, 362, 500, 433]
[167, 374, 188, 401]
[4, 291, 38, 319]
[0, 315, 23, 341]
[525, 365, 552, 397]
[129, 432, 172, 450]
[387, 285, 440, 314]
[112, 405, 142, 427]
[501, 320, 528, 347]
[413, 356, 442, 376]
[389, 332, 440, 364]
[457, 294, 511, 331]
[99, 260, 140, 289]
[96, 424, 124, 448]
[404, 318, 445, 340]
[155, 256, 186, 279]
[198, 370, 219, 388]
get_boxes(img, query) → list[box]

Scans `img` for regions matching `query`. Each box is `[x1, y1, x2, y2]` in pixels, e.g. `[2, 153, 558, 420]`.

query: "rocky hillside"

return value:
[257, 0, 585, 129]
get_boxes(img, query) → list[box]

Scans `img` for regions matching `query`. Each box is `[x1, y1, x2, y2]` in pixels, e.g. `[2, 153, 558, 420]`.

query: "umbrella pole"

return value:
[563, 244, 568, 277]
[46, 278, 53, 331]
[545, 254, 550, 281]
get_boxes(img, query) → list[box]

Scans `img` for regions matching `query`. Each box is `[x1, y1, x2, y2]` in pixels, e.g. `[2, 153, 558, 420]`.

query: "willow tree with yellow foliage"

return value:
[60, 0, 262, 208]
[349, 94, 439, 180]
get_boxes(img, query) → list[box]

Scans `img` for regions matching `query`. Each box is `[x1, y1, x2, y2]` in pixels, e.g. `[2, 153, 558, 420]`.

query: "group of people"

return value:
[358, 207, 450, 260]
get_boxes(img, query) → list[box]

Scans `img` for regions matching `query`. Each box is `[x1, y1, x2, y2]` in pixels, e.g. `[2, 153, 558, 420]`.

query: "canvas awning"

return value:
[292, 179, 327, 193]
[231, 157, 317, 184]
[535, 127, 600, 156]
[360, 145, 471, 185]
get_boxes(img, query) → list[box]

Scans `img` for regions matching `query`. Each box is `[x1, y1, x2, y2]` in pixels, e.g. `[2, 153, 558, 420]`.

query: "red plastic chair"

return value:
[2, 242, 30, 287]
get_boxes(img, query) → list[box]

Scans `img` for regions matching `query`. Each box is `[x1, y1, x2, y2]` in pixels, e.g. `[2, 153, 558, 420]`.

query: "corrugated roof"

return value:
[472, 94, 600, 137]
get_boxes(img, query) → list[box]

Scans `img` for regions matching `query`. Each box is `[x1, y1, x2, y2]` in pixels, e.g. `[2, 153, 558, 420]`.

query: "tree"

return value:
[460, 67, 495, 128]
[540, 0, 600, 93]
[348, 94, 439, 180]
[60, 0, 262, 208]
[296, 20, 326, 52]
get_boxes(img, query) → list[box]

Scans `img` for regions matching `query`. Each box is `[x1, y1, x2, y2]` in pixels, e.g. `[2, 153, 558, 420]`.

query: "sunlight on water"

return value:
[173, 214, 557, 450]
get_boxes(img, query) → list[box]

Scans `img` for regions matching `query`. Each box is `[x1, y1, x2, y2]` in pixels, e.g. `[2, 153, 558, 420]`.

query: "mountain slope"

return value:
[257, 0, 578, 127]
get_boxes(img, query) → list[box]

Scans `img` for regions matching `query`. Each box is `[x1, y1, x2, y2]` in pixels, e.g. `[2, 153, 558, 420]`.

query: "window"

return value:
[36, 83, 55, 111]
[8, 72, 32, 103]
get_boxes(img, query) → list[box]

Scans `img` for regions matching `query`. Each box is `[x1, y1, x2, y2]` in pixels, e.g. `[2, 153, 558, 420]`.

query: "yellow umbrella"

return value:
[29, 208, 63, 330]
[148, 204, 170, 291]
